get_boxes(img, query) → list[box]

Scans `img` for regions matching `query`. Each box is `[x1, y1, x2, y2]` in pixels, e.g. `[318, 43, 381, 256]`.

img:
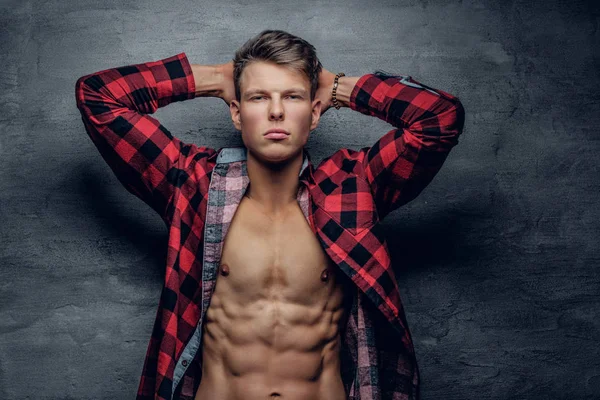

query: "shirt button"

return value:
[182, 359, 188, 367]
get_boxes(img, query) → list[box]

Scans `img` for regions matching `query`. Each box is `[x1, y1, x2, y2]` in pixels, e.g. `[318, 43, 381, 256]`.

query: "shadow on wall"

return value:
[70, 161, 169, 284]
[384, 207, 490, 277]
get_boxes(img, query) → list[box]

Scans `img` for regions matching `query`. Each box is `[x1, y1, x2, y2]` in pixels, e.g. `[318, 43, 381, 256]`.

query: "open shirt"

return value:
[75, 52, 465, 400]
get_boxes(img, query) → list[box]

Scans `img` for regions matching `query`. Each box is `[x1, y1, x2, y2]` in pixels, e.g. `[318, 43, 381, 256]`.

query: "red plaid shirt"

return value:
[75, 53, 464, 400]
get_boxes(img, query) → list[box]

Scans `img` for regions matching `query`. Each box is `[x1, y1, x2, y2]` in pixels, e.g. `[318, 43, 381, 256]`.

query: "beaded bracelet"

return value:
[331, 72, 346, 110]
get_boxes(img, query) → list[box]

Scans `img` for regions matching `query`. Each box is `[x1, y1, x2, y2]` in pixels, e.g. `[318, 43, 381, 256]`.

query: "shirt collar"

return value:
[216, 146, 314, 184]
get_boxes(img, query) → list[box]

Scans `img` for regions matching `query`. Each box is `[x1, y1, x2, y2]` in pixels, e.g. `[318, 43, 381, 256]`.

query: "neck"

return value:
[245, 148, 304, 215]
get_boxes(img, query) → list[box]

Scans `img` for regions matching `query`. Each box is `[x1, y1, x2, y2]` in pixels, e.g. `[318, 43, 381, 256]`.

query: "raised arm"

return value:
[331, 70, 465, 220]
[75, 53, 228, 222]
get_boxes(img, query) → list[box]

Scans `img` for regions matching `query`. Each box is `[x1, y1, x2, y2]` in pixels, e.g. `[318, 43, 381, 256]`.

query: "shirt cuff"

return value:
[349, 73, 386, 119]
[148, 52, 196, 107]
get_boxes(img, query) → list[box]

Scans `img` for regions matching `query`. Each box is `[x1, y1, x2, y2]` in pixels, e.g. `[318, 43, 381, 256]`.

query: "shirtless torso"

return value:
[194, 193, 354, 400]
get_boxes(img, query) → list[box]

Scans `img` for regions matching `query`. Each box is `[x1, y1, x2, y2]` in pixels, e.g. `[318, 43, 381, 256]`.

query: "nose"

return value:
[269, 98, 284, 121]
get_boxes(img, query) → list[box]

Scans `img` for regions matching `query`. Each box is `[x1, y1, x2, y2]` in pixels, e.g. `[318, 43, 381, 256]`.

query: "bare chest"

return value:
[214, 197, 352, 308]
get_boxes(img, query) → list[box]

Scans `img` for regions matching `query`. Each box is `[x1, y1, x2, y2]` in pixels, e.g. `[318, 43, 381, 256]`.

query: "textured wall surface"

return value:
[1, 0, 599, 399]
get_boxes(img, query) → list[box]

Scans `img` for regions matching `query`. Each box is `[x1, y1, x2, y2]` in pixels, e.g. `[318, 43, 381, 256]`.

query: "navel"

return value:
[320, 268, 329, 282]
[220, 264, 230, 277]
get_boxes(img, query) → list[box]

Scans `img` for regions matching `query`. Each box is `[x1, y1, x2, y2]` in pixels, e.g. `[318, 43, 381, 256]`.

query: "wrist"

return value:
[331, 73, 345, 110]
[334, 76, 359, 108]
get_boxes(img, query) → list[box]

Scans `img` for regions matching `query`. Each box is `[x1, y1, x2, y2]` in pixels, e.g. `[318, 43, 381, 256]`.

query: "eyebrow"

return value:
[244, 88, 308, 98]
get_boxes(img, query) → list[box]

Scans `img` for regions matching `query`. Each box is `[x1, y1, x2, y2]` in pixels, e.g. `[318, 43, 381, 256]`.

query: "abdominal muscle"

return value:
[193, 196, 352, 400]
[194, 293, 348, 400]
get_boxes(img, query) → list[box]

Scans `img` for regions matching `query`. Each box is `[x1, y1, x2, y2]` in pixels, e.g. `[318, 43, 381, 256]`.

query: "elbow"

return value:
[75, 73, 109, 117]
[75, 75, 90, 110]
[75, 73, 103, 108]
[423, 94, 465, 137]
[414, 99, 465, 149]
[449, 99, 465, 137]
[436, 100, 465, 148]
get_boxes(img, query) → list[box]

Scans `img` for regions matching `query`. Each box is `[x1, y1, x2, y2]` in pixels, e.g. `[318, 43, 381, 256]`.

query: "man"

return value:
[75, 29, 464, 400]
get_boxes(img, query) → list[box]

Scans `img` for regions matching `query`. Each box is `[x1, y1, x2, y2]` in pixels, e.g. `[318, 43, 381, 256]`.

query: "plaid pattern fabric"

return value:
[75, 53, 464, 400]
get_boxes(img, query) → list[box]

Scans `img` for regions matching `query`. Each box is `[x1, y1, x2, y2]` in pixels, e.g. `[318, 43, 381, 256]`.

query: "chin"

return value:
[248, 145, 301, 165]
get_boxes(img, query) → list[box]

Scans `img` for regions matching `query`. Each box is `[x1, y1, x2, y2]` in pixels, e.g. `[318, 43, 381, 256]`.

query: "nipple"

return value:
[320, 269, 329, 282]
[220, 264, 230, 276]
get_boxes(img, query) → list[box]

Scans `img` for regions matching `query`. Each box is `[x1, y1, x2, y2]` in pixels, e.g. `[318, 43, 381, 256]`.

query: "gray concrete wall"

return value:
[1, 0, 599, 398]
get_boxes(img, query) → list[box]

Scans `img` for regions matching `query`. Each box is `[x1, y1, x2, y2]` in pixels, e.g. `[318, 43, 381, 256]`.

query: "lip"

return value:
[264, 128, 290, 140]
[264, 128, 290, 135]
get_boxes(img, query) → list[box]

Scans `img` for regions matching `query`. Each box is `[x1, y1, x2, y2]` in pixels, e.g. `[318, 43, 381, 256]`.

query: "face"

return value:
[229, 61, 322, 165]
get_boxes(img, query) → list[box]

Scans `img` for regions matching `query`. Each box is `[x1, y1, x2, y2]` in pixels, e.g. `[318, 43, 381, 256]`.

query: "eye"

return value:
[251, 96, 264, 100]
[287, 95, 301, 99]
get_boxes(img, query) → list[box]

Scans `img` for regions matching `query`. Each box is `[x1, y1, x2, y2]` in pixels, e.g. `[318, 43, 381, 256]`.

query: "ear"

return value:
[310, 98, 322, 131]
[229, 99, 242, 131]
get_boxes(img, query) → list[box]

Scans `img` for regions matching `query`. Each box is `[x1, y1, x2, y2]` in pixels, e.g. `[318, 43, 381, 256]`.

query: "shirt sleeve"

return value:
[75, 53, 217, 222]
[348, 71, 465, 220]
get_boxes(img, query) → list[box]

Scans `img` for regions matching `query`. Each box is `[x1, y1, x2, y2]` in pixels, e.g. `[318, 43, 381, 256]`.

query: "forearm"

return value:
[190, 63, 226, 98]
[76, 53, 195, 115]
[347, 72, 463, 138]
